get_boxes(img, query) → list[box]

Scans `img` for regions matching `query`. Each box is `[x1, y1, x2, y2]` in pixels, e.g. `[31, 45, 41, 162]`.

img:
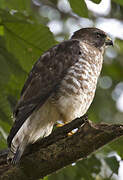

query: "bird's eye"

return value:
[96, 32, 101, 39]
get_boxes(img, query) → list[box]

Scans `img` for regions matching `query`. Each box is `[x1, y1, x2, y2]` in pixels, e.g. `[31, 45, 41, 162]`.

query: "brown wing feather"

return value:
[7, 39, 81, 147]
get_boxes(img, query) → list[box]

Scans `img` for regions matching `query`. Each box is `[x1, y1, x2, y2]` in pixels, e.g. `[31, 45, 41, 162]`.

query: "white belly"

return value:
[11, 100, 60, 153]
[56, 89, 95, 123]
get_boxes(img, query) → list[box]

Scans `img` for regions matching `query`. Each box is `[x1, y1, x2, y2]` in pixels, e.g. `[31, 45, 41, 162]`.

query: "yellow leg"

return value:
[56, 121, 78, 136]
[56, 123, 65, 128]
[68, 132, 74, 136]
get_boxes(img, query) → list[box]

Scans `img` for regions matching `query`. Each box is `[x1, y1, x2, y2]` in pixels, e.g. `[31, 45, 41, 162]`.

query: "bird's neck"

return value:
[80, 41, 104, 77]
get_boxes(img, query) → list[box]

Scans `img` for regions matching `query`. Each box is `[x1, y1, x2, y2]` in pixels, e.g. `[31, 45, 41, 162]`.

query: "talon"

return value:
[56, 123, 64, 127]
[68, 128, 78, 136]
[68, 132, 74, 136]
[56, 120, 66, 127]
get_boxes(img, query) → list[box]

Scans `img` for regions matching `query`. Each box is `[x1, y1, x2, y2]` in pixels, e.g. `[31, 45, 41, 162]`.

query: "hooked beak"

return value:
[105, 36, 113, 46]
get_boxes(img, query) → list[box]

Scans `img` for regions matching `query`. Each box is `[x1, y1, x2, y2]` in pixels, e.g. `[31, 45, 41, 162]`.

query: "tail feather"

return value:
[7, 137, 29, 164]
[11, 146, 24, 164]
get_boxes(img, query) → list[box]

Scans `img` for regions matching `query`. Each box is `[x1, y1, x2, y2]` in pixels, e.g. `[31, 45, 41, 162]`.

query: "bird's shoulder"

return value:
[20, 39, 81, 96]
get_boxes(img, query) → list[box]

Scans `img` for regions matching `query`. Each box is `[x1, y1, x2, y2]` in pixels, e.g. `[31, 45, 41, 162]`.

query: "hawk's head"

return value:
[71, 27, 113, 50]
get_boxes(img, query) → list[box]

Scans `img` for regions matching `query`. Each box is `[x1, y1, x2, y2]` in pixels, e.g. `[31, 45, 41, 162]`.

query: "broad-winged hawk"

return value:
[7, 27, 113, 164]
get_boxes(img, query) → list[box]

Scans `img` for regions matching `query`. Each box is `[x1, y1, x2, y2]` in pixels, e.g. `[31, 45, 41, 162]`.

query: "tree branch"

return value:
[0, 115, 123, 180]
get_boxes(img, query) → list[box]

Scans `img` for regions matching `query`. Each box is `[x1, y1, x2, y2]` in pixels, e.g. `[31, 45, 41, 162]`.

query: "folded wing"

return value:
[7, 39, 81, 147]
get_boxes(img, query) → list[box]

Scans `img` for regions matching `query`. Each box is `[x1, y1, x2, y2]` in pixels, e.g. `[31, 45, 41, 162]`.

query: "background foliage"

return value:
[0, 0, 123, 179]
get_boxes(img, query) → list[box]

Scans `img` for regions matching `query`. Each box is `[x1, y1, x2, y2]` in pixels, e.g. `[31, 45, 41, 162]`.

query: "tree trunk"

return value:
[0, 115, 123, 180]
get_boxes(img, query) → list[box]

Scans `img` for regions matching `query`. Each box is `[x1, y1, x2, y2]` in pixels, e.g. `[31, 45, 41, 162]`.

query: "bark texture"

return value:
[0, 115, 123, 180]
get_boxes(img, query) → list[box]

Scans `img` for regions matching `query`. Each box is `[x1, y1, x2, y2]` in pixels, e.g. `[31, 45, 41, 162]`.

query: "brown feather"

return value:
[7, 39, 81, 147]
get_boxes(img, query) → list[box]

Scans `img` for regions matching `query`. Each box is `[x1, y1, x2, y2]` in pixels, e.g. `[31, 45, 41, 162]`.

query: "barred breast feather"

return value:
[53, 42, 103, 123]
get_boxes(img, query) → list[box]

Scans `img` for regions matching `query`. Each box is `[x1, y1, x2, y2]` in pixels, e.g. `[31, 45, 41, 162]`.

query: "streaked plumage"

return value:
[7, 27, 113, 164]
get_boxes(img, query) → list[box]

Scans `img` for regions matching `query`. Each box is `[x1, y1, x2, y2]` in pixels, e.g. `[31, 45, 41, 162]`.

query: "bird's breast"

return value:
[53, 49, 103, 123]
[60, 56, 99, 97]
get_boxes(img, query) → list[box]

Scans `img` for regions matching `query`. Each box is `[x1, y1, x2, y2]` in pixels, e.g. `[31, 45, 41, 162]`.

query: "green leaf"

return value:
[0, 40, 12, 125]
[103, 61, 123, 82]
[0, 131, 7, 149]
[91, 0, 101, 3]
[68, 0, 88, 17]
[0, 36, 26, 143]
[109, 137, 123, 159]
[2, 11, 57, 72]
[0, 0, 6, 9]
[49, 155, 101, 180]
[112, 0, 123, 6]
[0, 36, 27, 97]
[0, 116, 11, 133]
[0, 94, 12, 125]
[42, 177, 48, 180]
[104, 156, 119, 175]
[116, 39, 123, 52]
[0, 53, 10, 88]
[0, 25, 4, 36]
[4, 0, 32, 12]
